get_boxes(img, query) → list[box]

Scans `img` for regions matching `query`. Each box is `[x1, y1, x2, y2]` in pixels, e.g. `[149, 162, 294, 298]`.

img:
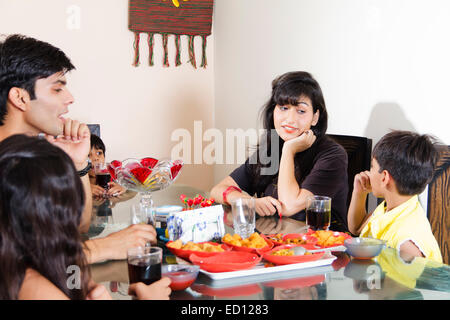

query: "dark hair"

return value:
[372, 130, 439, 195]
[251, 71, 329, 196]
[0, 34, 75, 125]
[90, 134, 105, 154]
[261, 71, 328, 139]
[0, 134, 90, 299]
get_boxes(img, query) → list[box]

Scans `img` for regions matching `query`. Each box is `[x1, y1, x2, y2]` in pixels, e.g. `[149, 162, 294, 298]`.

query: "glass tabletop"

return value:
[87, 186, 450, 300]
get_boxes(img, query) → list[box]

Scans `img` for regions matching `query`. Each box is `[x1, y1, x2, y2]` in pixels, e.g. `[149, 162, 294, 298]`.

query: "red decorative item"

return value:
[189, 251, 261, 273]
[140, 157, 158, 168]
[171, 159, 183, 179]
[107, 160, 122, 180]
[261, 244, 325, 266]
[130, 167, 152, 184]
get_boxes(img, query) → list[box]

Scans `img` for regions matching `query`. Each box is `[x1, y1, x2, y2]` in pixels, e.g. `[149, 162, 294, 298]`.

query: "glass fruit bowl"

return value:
[109, 157, 183, 213]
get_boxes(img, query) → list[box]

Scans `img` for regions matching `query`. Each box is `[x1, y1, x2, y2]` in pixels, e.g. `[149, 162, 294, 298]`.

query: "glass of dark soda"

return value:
[94, 163, 111, 190]
[306, 196, 331, 231]
[127, 246, 162, 285]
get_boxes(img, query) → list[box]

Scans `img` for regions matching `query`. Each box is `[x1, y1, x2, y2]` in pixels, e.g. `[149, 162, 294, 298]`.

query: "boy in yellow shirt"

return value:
[347, 130, 442, 263]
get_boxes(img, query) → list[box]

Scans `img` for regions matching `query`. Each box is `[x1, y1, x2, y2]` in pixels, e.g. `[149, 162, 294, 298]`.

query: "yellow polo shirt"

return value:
[360, 195, 442, 263]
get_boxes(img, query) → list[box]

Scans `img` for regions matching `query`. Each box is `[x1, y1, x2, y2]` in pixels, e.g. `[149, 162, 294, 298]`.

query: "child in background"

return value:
[89, 134, 126, 198]
[347, 130, 442, 263]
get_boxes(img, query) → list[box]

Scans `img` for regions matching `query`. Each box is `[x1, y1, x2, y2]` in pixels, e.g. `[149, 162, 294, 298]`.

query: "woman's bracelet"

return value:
[222, 186, 242, 205]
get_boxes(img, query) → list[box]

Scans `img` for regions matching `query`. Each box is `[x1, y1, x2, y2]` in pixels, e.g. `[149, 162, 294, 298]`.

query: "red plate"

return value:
[166, 241, 231, 261]
[261, 244, 325, 266]
[263, 274, 325, 289]
[222, 234, 274, 254]
[282, 233, 319, 246]
[265, 234, 285, 246]
[191, 283, 262, 297]
[189, 251, 262, 273]
[306, 229, 352, 248]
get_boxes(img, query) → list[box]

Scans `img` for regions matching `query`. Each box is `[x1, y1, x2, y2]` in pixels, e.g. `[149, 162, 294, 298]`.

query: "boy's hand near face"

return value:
[353, 171, 372, 196]
[348, 170, 373, 235]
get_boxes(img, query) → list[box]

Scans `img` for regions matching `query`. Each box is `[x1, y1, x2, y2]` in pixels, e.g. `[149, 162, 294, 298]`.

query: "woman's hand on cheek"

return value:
[283, 130, 316, 155]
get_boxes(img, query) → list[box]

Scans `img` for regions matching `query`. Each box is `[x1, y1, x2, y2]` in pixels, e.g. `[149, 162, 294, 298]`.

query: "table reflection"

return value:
[88, 187, 450, 300]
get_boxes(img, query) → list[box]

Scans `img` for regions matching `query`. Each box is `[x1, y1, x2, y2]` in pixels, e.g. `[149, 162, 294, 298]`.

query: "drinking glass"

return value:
[130, 203, 155, 227]
[231, 197, 256, 239]
[94, 163, 111, 190]
[127, 246, 162, 285]
[306, 195, 332, 231]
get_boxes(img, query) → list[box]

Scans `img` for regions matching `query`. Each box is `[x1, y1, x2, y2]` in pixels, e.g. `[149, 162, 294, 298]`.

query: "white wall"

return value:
[0, 0, 215, 191]
[2, 0, 449, 196]
[213, 0, 450, 188]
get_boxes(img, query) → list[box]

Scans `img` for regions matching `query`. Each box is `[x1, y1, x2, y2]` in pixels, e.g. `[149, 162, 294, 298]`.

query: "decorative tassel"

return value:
[147, 33, 154, 66]
[162, 34, 169, 67]
[175, 34, 181, 66]
[132, 32, 140, 67]
[188, 35, 197, 69]
[200, 35, 207, 68]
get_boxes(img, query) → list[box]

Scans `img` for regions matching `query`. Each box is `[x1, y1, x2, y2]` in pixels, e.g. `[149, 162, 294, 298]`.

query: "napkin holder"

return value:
[167, 205, 225, 243]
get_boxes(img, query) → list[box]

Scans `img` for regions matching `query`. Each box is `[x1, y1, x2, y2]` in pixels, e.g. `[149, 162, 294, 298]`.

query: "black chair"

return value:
[427, 145, 450, 264]
[327, 134, 373, 209]
[87, 124, 100, 137]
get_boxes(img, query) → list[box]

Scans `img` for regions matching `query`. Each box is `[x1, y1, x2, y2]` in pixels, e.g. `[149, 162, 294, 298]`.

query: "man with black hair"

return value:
[0, 34, 157, 264]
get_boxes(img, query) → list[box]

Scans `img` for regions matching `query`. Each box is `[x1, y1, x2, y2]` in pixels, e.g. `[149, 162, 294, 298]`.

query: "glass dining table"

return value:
[86, 185, 450, 301]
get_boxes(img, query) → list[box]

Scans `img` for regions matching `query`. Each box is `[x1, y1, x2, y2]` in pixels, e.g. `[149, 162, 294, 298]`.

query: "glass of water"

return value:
[231, 197, 256, 239]
[130, 203, 155, 227]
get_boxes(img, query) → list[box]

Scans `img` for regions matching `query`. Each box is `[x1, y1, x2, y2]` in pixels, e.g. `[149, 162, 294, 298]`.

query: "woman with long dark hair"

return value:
[211, 71, 349, 232]
[0, 135, 170, 299]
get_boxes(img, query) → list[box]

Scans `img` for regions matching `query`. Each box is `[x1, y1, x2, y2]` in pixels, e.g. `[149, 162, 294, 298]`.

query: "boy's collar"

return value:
[383, 195, 418, 214]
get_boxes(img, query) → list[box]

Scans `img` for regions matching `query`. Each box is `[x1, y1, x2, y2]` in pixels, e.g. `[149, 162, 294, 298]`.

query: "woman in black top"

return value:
[211, 71, 349, 232]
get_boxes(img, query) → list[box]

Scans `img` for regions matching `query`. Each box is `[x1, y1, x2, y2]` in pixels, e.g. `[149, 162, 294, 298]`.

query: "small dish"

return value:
[261, 244, 325, 266]
[282, 233, 319, 246]
[222, 234, 274, 254]
[162, 264, 200, 291]
[189, 251, 262, 273]
[344, 237, 386, 259]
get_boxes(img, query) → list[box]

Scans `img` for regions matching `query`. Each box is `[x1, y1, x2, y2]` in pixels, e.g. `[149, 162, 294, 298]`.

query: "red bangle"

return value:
[223, 186, 242, 205]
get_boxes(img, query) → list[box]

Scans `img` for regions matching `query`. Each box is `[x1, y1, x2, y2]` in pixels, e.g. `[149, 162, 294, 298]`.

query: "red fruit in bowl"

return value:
[140, 157, 158, 169]
[130, 167, 152, 184]
[171, 160, 183, 179]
